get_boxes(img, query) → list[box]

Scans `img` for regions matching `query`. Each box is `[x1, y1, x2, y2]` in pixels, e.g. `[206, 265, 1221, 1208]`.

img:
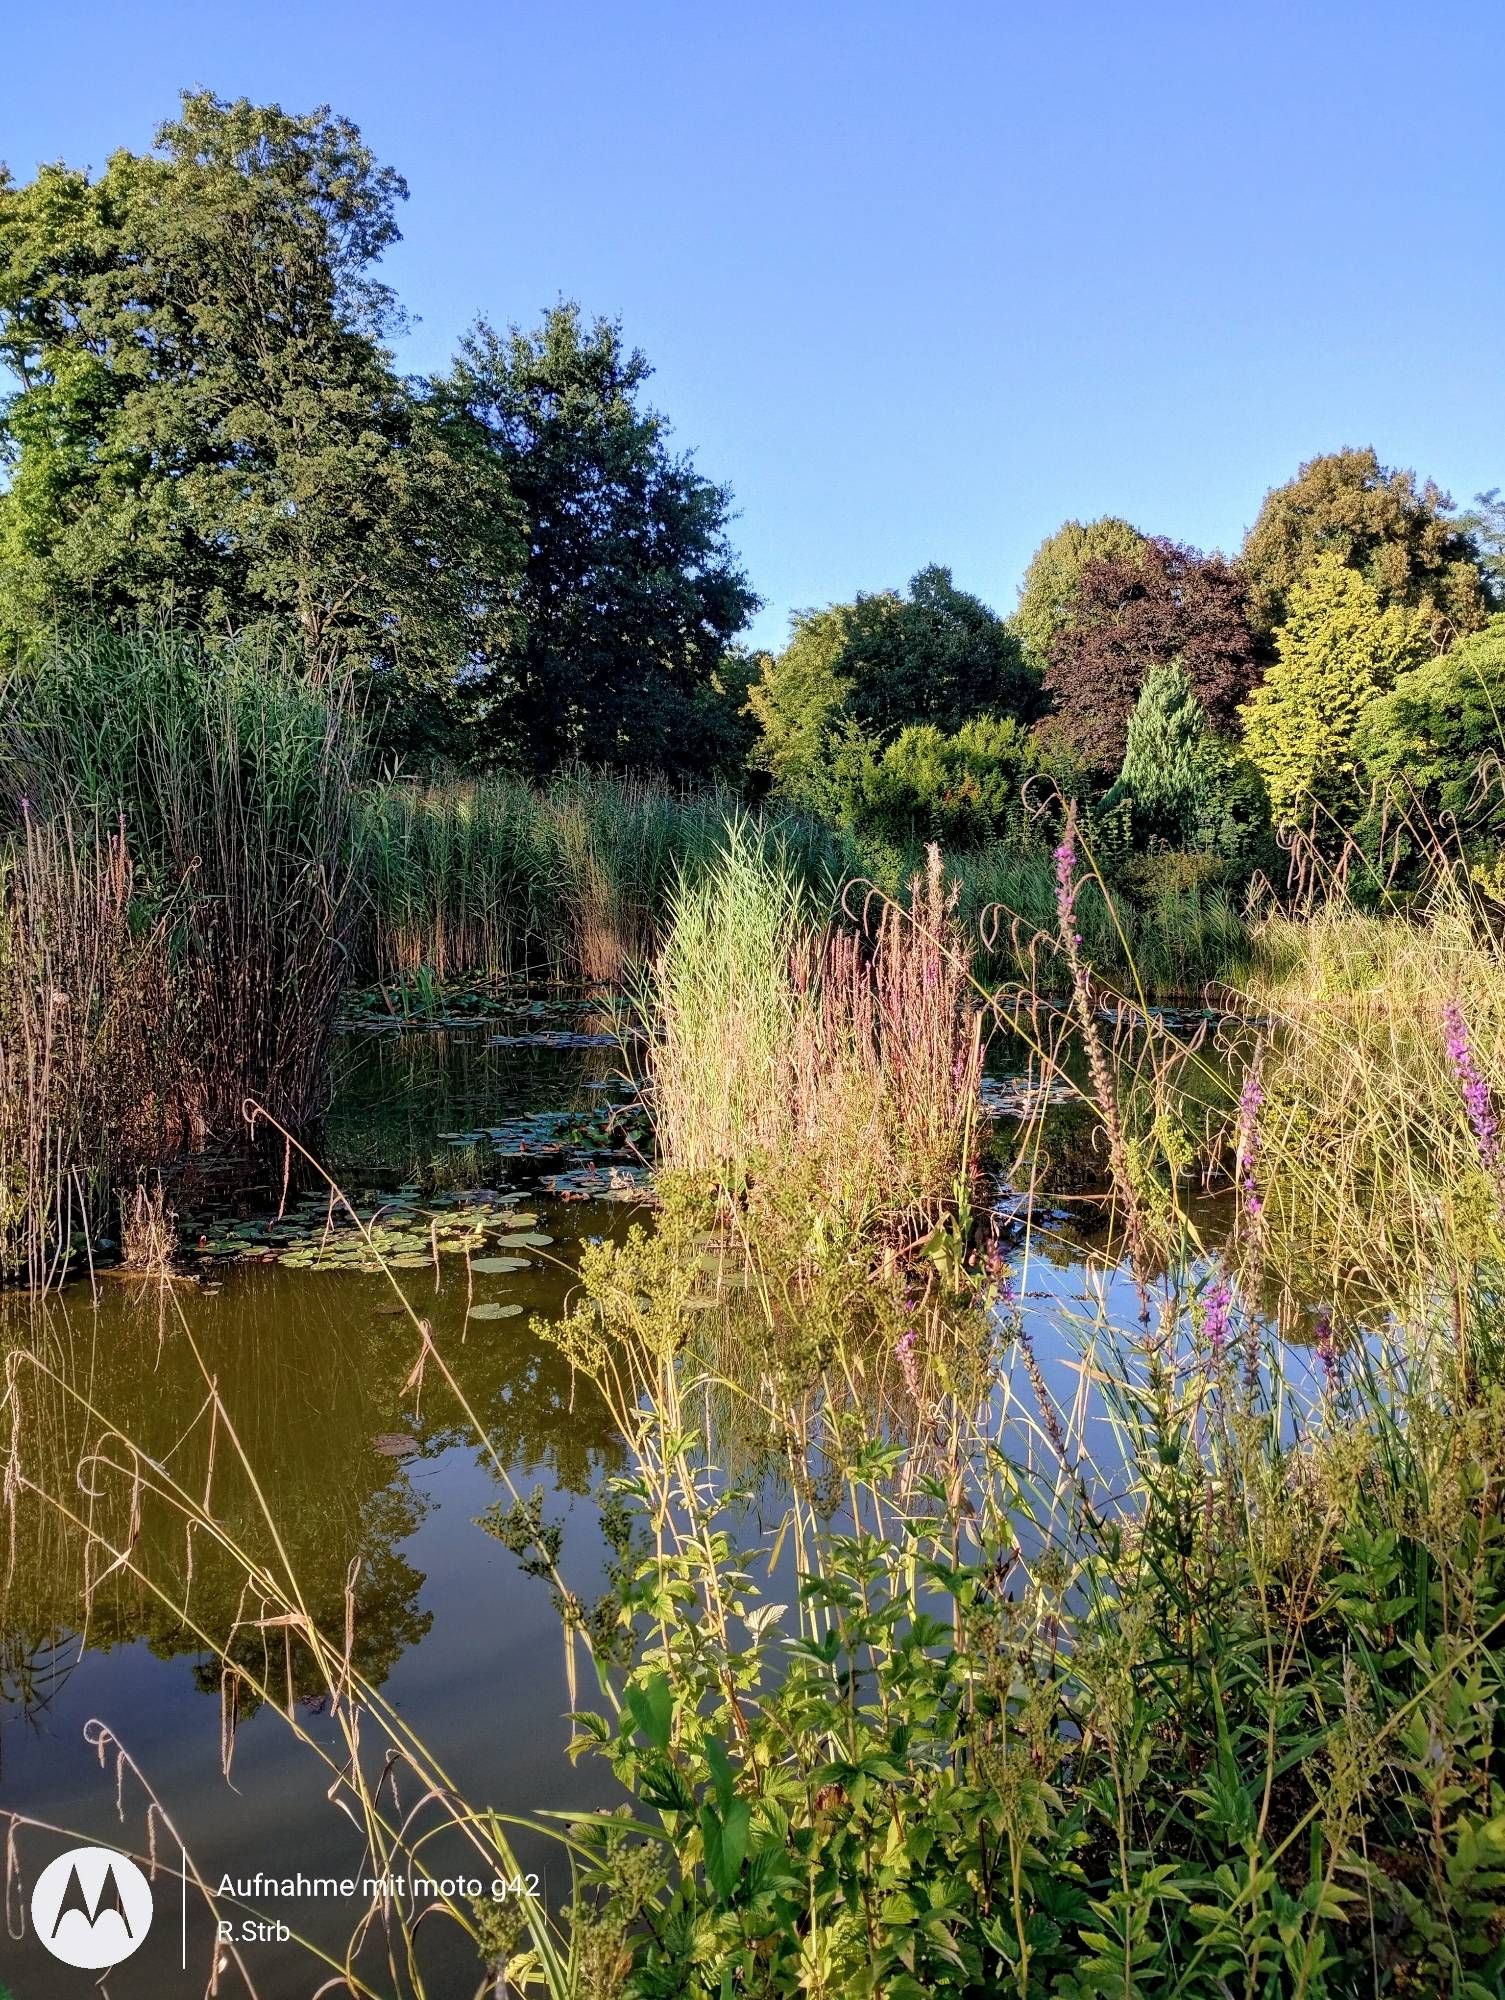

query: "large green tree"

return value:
[1241, 448, 1488, 642]
[0, 92, 522, 734]
[443, 305, 757, 776]
[1011, 516, 1146, 672]
[748, 565, 1038, 811]
[1240, 552, 1428, 829]
[1103, 662, 1217, 847]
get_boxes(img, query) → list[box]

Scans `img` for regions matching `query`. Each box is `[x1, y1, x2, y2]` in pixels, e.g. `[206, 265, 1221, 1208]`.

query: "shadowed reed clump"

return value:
[0, 629, 362, 1280]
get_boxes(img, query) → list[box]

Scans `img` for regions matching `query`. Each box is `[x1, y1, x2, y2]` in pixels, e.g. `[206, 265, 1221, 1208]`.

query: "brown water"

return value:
[0, 1025, 636, 1998]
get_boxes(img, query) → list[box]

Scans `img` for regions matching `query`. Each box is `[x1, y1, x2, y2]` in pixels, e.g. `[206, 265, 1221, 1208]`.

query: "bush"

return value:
[852, 715, 1041, 845]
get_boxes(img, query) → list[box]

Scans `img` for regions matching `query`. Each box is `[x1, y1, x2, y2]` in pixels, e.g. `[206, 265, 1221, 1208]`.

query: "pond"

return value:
[0, 998, 1307, 1997]
[0, 1012, 643, 1997]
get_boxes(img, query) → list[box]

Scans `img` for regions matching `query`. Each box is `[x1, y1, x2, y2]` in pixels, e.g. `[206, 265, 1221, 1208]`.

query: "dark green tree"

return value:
[1355, 615, 1505, 843]
[748, 566, 1038, 810]
[443, 304, 757, 776]
[0, 91, 522, 739]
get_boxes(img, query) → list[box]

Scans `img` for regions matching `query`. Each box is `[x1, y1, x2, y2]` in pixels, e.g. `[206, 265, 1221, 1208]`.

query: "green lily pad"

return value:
[467, 1301, 523, 1321]
[470, 1256, 530, 1274]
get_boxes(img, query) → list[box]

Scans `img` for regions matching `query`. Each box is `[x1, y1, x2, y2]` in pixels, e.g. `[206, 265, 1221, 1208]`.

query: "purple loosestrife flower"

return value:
[1313, 1307, 1341, 1395]
[894, 1326, 922, 1404]
[1202, 1274, 1233, 1359]
[1443, 999, 1500, 1173]
[1054, 817, 1079, 929]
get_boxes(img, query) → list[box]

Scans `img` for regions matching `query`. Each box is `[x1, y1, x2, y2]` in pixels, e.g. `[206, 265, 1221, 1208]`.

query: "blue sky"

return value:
[6, 0, 1501, 650]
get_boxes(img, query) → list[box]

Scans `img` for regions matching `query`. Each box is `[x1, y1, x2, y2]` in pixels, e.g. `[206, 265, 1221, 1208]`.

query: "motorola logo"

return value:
[30, 1844, 154, 1970]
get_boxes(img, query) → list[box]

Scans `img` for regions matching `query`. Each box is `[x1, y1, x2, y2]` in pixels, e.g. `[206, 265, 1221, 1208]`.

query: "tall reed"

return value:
[0, 630, 363, 1279]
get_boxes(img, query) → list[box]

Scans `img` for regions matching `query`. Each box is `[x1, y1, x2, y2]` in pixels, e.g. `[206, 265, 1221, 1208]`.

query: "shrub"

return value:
[852, 715, 1041, 845]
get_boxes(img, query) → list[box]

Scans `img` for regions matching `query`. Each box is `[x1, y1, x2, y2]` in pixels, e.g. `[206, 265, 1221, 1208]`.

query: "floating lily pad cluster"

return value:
[186, 1189, 553, 1274]
[336, 983, 622, 1036]
[980, 1073, 1076, 1120]
[485, 1029, 619, 1051]
[439, 1101, 650, 1162]
[538, 1163, 653, 1203]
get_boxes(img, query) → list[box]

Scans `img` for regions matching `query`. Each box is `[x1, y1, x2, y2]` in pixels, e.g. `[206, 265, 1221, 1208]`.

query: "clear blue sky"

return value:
[7, 0, 1501, 651]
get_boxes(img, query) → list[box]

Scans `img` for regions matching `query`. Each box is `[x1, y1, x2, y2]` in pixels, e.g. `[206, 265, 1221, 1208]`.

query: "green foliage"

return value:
[1241, 446, 1488, 641]
[0, 92, 521, 740]
[1355, 615, 1505, 843]
[539, 1235, 1505, 2000]
[851, 715, 1042, 845]
[1010, 515, 1146, 672]
[1241, 552, 1429, 829]
[442, 304, 757, 776]
[748, 567, 1037, 813]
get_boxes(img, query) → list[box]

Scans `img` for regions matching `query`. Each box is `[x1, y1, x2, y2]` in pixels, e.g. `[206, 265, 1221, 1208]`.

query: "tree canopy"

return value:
[1355, 615, 1505, 842]
[1241, 552, 1428, 830]
[1241, 448, 1488, 642]
[0, 91, 522, 730]
[747, 566, 1037, 813]
[443, 305, 758, 776]
[1042, 538, 1262, 774]
[1011, 516, 1147, 672]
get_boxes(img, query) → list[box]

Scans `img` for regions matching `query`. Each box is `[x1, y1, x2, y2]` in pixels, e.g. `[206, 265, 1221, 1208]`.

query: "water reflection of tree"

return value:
[0, 1256, 616, 1728]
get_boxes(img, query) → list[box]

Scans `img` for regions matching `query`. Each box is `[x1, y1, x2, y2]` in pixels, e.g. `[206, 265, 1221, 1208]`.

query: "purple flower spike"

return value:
[1443, 999, 1500, 1173]
[1202, 1275, 1232, 1358]
[1313, 1307, 1341, 1394]
[1054, 820, 1078, 927]
[895, 1326, 922, 1403]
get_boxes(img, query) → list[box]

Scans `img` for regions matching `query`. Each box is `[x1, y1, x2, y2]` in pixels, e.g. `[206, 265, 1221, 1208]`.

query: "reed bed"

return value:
[0, 813, 175, 1283]
[0, 630, 362, 1280]
[358, 772, 734, 987]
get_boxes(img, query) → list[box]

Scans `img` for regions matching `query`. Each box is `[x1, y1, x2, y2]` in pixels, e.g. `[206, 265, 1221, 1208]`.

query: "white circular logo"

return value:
[30, 1844, 154, 1970]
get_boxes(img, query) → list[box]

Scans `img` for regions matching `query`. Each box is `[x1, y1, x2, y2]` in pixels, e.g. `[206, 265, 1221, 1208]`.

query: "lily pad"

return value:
[467, 1301, 523, 1321]
[470, 1256, 530, 1274]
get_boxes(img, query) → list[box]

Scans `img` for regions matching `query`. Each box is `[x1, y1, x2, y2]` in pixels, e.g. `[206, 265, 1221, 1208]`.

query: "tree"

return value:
[1042, 538, 1262, 774]
[0, 91, 522, 733]
[1012, 516, 1146, 672]
[1458, 490, 1505, 609]
[442, 305, 757, 776]
[748, 566, 1037, 810]
[1355, 615, 1505, 841]
[1241, 447, 1487, 641]
[1240, 553, 1428, 829]
[1103, 662, 1216, 847]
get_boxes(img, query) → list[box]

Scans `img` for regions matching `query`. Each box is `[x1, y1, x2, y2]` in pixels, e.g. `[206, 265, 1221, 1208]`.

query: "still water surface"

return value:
[1, 1024, 633, 1997]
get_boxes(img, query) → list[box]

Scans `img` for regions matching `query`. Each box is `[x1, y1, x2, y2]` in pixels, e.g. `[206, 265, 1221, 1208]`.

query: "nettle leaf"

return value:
[700, 1797, 750, 1901]
[626, 1669, 674, 1751]
[704, 1735, 735, 1814]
